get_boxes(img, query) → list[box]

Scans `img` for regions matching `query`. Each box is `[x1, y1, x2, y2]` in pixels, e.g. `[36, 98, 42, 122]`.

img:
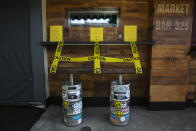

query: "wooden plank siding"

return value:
[47, 0, 152, 98]
[187, 55, 196, 99]
[150, 0, 193, 102]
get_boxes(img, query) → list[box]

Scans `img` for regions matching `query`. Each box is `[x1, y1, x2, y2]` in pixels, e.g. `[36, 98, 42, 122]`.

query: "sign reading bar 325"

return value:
[155, 19, 190, 31]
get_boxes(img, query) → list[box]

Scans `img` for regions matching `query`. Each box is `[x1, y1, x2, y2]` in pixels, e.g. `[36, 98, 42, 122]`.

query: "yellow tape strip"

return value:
[131, 41, 139, 58]
[130, 42, 142, 74]
[50, 42, 64, 73]
[134, 60, 142, 74]
[59, 56, 93, 62]
[103, 57, 134, 63]
[94, 42, 101, 74]
[59, 56, 134, 63]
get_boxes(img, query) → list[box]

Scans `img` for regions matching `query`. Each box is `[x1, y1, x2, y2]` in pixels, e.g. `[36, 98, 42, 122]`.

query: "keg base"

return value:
[64, 121, 83, 127]
[64, 113, 83, 127]
[110, 119, 129, 127]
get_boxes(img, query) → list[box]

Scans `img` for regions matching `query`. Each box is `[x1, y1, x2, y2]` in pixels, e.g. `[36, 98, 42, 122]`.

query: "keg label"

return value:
[110, 117, 118, 124]
[74, 101, 82, 109]
[111, 101, 128, 108]
[78, 118, 82, 124]
[73, 114, 81, 120]
[111, 107, 129, 114]
[114, 101, 122, 108]
[110, 113, 116, 119]
[114, 92, 129, 100]
[63, 101, 69, 108]
[73, 101, 82, 114]
[62, 91, 67, 100]
[73, 110, 81, 114]
[121, 101, 127, 108]
[63, 101, 82, 114]
[68, 92, 77, 99]
[111, 107, 115, 113]
[76, 90, 80, 96]
[120, 117, 125, 122]
[122, 107, 129, 113]
[112, 85, 129, 91]
[116, 111, 123, 118]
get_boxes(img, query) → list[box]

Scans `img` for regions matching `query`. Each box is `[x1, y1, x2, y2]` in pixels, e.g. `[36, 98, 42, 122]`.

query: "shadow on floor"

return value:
[0, 106, 44, 131]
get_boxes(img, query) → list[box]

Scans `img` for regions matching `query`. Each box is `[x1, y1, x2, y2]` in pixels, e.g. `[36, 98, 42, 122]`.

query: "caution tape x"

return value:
[50, 42, 143, 74]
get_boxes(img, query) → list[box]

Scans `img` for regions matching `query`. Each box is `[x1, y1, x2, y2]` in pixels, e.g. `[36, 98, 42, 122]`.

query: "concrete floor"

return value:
[30, 106, 196, 131]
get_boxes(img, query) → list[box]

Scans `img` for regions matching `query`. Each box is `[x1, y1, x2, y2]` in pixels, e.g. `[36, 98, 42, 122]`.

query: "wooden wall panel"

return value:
[150, 0, 193, 103]
[150, 85, 187, 102]
[49, 74, 148, 97]
[187, 55, 196, 99]
[152, 44, 190, 59]
[47, 0, 151, 98]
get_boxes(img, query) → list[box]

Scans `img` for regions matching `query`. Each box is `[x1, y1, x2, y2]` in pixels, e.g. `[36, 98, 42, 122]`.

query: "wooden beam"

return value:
[49, 67, 137, 74]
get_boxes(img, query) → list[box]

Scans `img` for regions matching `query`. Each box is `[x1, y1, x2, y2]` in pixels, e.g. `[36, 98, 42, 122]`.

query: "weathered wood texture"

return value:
[150, 0, 193, 102]
[187, 55, 196, 99]
[47, 0, 152, 97]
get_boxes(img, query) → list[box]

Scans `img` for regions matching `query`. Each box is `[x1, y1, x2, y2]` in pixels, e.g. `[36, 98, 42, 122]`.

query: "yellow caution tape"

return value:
[59, 56, 134, 63]
[60, 56, 93, 62]
[49, 26, 143, 75]
[50, 42, 64, 73]
[134, 60, 142, 74]
[50, 41, 142, 74]
[130, 42, 142, 74]
[94, 42, 101, 74]
[131, 41, 139, 58]
[103, 57, 134, 63]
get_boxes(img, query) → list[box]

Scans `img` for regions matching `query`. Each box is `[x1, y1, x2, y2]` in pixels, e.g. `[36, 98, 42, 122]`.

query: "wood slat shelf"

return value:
[49, 67, 137, 74]
[41, 41, 154, 46]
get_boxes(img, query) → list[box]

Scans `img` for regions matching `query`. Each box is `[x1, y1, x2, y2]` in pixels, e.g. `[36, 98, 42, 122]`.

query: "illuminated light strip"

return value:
[50, 42, 64, 73]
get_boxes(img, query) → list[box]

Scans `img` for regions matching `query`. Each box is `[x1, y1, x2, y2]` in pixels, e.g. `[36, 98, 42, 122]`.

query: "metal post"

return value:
[119, 74, 122, 85]
[70, 74, 73, 85]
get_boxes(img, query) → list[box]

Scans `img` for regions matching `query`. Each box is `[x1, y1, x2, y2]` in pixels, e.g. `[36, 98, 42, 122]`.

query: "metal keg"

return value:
[62, 74, 83, 126]
[110, 75, 130, 126]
